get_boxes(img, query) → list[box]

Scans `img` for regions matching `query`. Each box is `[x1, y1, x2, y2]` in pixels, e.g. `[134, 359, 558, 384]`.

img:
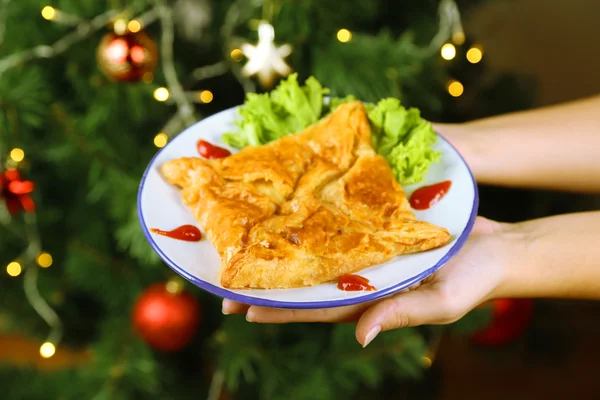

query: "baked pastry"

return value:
[161, 101, 451, 289]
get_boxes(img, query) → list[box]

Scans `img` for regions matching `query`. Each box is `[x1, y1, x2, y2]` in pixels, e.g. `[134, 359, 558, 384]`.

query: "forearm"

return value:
[441, 95, 600, 192]
[496, 211, 600, 300]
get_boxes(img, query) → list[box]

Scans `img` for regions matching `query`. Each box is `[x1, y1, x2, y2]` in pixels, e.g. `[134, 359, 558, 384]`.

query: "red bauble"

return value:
[0, 168, 36, 215]
[96, 29, 158, 82]
[470, 299, 535, 346]
[132, 282, 201, 352]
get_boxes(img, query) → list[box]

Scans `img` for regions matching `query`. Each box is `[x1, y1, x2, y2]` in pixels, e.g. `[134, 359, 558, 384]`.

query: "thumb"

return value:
[471, 216, 503, 236]
[356, 287, 455, 347]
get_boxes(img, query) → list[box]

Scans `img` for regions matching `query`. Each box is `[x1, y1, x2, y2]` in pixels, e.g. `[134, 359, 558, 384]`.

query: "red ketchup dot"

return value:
[197, 140, 231, 159]
[409, 180, 452, 210]
[337, 274, 376, 292]
[150, 225, 202, 242]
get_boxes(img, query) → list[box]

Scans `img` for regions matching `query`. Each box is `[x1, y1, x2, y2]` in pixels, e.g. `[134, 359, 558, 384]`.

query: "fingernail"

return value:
[246, 310, 254, 322]
[363, 325, 381, 348]
[221, 300, 231, 315]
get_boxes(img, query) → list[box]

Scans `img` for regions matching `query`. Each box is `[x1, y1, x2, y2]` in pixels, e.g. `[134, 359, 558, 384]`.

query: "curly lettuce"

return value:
[222, 74, 440, 185]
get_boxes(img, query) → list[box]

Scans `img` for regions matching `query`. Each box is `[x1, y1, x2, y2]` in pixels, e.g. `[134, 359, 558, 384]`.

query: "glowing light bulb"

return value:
[199, 90, 213, 103]
[230, 48, 243, 62]
[153, 87, 170, 102]
[7, 261, 22, 277]
[440, 43, 456, 60]
[337, 29, 352, 43]
[166, 278, 184, 294]
[36, 252, 53, 268]
[113, 19, 127, 35]
[154, 133, 168, 148]
[447, 80, 464, 97]
[40, 342, 56, 358]
[128, 20, 141, 33]
[10, 148, 25, 162]
[421, 356, 432, 368]
[41, 6, 56, 21]
[466, 46, 483, 64]
[452, 31, 466, 45]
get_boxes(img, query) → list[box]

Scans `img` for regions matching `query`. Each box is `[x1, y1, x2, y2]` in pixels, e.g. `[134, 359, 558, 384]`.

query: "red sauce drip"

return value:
[197, 140, 231, 159]
[150, 225, 202, 242]
[337, 274, 376, 292]
[409, 180, 452, 210]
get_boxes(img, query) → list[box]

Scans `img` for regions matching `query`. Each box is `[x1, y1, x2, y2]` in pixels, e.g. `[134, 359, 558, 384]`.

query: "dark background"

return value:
[435, 1, 600, 398]
[1, 1, 598, 398]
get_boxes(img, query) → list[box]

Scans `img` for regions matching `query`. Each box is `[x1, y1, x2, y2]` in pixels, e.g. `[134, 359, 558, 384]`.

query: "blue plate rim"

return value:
[137, 107, 479, 309]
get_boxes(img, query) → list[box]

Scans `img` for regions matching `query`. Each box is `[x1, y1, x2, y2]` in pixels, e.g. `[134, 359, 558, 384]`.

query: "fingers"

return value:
[222, 278, 429, 324]
[245, 303, 370, 323]
[356, 287, 460, 347]
[222, 299, 368, 323]
[471, 216, 503, 236]
[222, 299, 250, 314]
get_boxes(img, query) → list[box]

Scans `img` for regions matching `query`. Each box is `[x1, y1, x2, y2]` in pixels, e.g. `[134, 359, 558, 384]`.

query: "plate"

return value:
[138, 106, 478, 309]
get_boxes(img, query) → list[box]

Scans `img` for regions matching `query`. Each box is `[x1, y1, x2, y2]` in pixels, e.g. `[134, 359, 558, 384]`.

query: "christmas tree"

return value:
[0, 1, 534, 399]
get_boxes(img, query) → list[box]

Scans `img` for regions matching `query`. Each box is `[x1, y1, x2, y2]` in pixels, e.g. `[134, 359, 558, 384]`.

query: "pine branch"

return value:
[159, 113, 185, 138]
[69, 239, 135, 276]
[51, 104, 134, 179]
[220, 0, 258, 93]
[191, 61, 230, 83]
[23, 265, 63, 345]
[0, 9, 121, 76]
[207, 369, 225, 400]
[0, 0, 11, 47]
[132, 6, 160, 27]
[156, 0, 196, 127]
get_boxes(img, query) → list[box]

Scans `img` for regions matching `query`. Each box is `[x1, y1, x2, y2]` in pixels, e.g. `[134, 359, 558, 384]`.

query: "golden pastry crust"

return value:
[161, 101, 451, 289]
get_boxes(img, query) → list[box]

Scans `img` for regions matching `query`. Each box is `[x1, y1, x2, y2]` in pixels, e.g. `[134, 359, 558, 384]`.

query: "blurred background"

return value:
[1, 0, 598, 399]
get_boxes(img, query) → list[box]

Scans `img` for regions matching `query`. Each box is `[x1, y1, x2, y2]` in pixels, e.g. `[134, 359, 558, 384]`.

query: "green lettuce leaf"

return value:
[366, 98, 440, 185]
[223, 73, 329, 148]
[222, 75, 440, 185]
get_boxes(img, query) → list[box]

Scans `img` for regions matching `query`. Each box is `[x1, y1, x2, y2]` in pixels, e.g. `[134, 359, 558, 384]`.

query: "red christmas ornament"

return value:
[470, 298, 534, 346]
[0, 168, 36, 215]
[132, 280, 201, 352]
[96, 29, 158, 82]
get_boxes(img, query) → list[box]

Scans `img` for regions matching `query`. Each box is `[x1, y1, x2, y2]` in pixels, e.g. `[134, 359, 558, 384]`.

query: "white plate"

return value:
[138, 106, 478, 309]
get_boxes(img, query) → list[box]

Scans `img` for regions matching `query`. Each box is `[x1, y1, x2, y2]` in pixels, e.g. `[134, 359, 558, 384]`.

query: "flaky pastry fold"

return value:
[162, 101, 451, 289]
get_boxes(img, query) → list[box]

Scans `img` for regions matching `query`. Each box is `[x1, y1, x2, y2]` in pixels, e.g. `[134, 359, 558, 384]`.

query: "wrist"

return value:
[486, 221, 533, 300]
[434, 122, 482, 175]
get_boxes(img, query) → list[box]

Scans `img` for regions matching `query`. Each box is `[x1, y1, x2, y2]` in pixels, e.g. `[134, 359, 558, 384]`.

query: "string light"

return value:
[7, 261, 22, 277]
[41, 6, 56, 21]
[452, 31, 465, 45]
[336, 29, 352, 43]
[154, 133, 168, 148]
[421, 356, 433, 368]
[113, 19, 127, 35]
[128, 20, 141, 33]
[447, 80, 464, 97]
[10, 148, 25, 162]
[199, 90, 213, 103]
[36, 252, 53, 268]
[230, 48, 243, 62]
[153, 87, 170, 102]
[39, 342, 56, 358]
[466, 45, 483, 64]
[440, 43, 456, 60]
[166, 278, 184, 294]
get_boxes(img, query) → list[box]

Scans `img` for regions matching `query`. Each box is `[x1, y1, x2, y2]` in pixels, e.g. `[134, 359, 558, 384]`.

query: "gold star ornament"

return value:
[241, 23, 292, 88]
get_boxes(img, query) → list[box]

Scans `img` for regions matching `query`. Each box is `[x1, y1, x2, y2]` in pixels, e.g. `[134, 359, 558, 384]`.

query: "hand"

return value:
[222, 217, 526, 347]
[433, 122, 475, 165]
